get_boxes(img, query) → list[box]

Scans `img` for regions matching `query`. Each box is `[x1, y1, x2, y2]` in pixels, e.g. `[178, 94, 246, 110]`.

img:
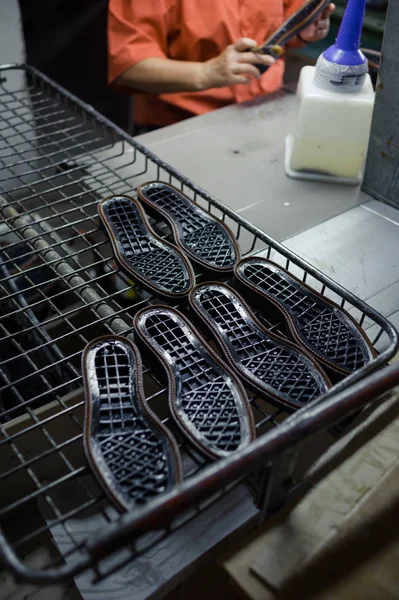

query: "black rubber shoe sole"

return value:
[98, 195, 195, 300]
[189, 283, 331, 412]
[138, 182, 240, 274]
[134, 306, 255, 460]
[82, 335, 182, 512]
[234, 258, 376, 377]
[254, 0, 331, 74]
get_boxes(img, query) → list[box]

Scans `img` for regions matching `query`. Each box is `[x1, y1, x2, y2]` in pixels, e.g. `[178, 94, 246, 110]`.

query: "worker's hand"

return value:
[299, 3, 335, 43]
[201, 38, 275, 89]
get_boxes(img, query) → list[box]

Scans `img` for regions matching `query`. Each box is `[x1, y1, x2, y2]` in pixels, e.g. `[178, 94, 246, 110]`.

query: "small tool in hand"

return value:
[252, 44, 284, 75]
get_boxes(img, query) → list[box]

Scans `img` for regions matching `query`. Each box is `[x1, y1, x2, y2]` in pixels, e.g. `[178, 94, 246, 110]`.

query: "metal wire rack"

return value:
[0, 64, 398, 586]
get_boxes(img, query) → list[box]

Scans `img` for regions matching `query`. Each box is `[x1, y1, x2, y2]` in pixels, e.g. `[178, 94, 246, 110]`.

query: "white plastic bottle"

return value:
[285, 0, 375, 185]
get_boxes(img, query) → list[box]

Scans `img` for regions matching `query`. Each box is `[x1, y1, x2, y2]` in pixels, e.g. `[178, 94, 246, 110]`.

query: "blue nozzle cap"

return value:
[323, 0, 367, 66]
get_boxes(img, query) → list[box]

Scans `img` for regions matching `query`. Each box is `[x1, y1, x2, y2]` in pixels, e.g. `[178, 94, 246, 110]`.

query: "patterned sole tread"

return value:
[138, 182, 240, 274]
[134, 306, 254, 459]
[82, 336, 182, 512]
[234, 258, 376, 376]
[189, 283, 331, 411]
[98, 195, 194, 300]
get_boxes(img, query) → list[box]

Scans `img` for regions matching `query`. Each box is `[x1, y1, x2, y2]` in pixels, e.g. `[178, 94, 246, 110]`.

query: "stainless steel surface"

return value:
[137, 91, 368, 241]
[363, 0, 399, 208]
[282, 200, 399, 346]
[282, 201, 399, 302]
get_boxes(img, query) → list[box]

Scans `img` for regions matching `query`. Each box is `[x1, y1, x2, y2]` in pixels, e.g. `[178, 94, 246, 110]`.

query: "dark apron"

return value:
[18, 0, 132, 132]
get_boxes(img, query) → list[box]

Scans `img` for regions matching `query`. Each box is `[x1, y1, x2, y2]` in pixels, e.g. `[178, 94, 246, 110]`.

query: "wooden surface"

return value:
[224, 383, 399, 600]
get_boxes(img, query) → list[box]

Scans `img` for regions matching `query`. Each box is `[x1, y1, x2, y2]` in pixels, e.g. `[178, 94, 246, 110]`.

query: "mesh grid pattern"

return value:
[0, 292, 68, 412]
[241, 262, 370, 371]
[193, 287, 328, 405]
[102, 197, 191, 295]
[140, 183, 237, 269]
[88, 341, 172, 507]
[0, 252, 77, 417]
[142, 312, 245, 454]
[0, 65, 390, 583]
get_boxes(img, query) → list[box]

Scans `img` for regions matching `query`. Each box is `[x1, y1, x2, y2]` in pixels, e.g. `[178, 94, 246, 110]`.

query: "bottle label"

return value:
[314, 55, 368, 94]
[329, 72, 367, 88]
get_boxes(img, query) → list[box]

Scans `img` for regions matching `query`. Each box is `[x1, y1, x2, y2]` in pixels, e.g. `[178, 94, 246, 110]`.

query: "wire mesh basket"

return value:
[0, 64, 398, 586]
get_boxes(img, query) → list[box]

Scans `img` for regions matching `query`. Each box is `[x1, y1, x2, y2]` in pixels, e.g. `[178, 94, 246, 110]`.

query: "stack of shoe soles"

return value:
[82, 181, 376, 511]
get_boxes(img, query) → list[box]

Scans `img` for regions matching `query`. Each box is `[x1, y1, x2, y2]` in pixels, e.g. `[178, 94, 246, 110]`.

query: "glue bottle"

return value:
[285, 0, 375, 185]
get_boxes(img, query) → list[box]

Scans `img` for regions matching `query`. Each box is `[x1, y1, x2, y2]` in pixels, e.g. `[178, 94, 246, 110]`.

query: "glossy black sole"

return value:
[234, 258, 376, 377]
[138, 182, 240, 274]
[82, 336, 182, 512]
[134, 306, 255, 460]
[98, 195, 195, 300]
[190, 283, 331, 411]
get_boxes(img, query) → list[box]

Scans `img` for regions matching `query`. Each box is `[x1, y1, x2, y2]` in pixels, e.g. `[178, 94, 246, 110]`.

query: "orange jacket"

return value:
[108, 0, 306, 127]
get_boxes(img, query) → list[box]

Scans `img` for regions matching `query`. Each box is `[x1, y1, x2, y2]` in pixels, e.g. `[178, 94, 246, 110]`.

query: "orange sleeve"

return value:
[283, 0, 308, 49]
[107, 0, 168, 85]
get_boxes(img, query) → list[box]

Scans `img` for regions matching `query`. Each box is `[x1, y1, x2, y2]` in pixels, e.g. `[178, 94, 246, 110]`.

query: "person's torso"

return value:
[136, 0, 288, 126]
[166, 0, 285, 60]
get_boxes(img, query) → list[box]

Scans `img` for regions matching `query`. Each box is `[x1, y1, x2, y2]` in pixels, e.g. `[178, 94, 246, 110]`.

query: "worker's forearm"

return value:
[115, 58, 207, 93]
[115, 43, 276, 93]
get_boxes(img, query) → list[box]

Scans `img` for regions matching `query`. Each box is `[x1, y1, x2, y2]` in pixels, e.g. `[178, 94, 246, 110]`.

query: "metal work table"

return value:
[138, 88, 399, 332]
